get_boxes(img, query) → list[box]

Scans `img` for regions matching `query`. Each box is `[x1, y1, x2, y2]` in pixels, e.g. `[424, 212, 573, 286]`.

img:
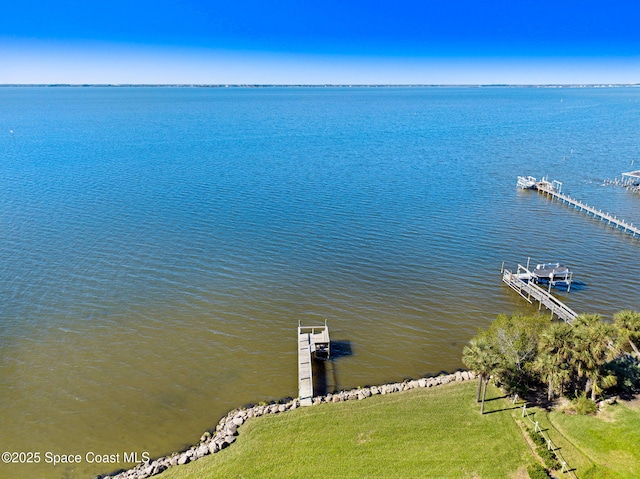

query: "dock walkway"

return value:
[535, 182, 640, 238]
[502, 267, 578, 324]
[298, 332, 314, 406]
[298, 323, 330, 406]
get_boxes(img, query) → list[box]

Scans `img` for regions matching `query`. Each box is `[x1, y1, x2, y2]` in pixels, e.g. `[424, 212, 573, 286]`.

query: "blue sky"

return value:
[1, 0, 639, 84]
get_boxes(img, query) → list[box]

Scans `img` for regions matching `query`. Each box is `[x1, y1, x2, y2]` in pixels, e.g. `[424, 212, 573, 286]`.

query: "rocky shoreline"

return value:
[97, 370, 476, 479]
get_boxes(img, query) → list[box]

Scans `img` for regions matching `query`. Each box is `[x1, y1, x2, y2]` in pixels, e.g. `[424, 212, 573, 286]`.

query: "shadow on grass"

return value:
[482, 405, 523, 414]
[484, 394, 510, 402]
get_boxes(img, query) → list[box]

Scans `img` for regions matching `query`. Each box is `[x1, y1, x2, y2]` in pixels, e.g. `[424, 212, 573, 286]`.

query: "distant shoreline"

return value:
[1, 83, 639, 88]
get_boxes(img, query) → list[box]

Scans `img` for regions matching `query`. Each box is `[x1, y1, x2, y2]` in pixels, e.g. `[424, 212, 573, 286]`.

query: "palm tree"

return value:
[571, 314, 617, 400]
[462, 335, 499, 414]
[535, 322, 574, 401]
[463, 337, 486, 403]
[613, 310, 640, 357]
[532, 352, 555, 401]
[532, 349, 571, 402]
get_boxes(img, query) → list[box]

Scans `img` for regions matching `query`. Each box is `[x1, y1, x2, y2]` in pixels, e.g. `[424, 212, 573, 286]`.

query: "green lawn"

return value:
[157, 381, 535, 479]
[544, 400, 640, 479]
[508, 397, 640, 479]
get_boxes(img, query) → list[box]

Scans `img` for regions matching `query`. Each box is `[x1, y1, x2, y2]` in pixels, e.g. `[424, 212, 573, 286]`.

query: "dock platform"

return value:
[502, 264, 578, 324]
[298, 322, 330, 406]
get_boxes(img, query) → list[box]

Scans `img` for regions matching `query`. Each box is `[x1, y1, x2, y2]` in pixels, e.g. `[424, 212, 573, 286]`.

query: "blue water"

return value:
[1, 86, 640, 479]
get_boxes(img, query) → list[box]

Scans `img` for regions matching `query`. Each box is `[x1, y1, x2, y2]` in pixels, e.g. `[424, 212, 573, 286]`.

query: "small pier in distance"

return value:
[517, 176, 640, 238]
[604, 170, 640, 194]
[501, 261, 578, 324]
[298, 321, 330, 406]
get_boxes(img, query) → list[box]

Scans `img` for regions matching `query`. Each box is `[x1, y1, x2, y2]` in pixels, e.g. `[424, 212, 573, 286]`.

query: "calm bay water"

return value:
[1, 86, 640, 479]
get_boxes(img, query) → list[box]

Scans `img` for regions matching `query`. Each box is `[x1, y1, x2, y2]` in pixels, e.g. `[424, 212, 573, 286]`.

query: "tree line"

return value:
[462, 310, 640, 413]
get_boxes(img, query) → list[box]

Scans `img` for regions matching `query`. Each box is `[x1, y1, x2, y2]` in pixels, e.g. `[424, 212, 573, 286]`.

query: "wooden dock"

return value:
[502, 266, 578, 324]
[298, 322, 330, 406]
[298, 331, 314, 406]
[535, 181, 640, 238]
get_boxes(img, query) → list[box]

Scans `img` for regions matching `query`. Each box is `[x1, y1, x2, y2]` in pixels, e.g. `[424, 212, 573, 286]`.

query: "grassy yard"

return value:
[505, 397, 640, 479]
[544, 400, 640, 479]
[157, 381, 535, 479]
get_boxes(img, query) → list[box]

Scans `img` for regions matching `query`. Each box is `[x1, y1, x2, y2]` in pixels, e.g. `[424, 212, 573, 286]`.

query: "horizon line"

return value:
[1, 83, 640, 88]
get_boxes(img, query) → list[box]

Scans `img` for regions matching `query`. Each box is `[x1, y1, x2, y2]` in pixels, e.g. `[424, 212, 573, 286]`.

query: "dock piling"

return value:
[518, 175, 640, 239]
[502, 266, 577, 324]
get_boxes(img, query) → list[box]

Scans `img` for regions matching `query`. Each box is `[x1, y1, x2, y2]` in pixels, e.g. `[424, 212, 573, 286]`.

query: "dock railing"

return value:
[298, 323, 330, 343]
[502, 267, 577, 324]
[535, 182, 640, 238]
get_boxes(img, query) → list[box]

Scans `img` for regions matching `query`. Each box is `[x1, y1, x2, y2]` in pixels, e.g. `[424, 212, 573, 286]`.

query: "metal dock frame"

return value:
[501, 267, 577, 324]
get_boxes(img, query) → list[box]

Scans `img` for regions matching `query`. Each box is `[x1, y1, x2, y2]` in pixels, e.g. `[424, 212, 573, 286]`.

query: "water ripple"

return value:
[2, 87, 640, 479]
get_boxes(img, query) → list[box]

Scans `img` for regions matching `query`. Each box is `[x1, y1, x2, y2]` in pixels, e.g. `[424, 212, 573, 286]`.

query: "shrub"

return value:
[573, 394, 598, 415]
[526, 426, 560, 469]
[527, 427, 545, 447]
[538, 446, 560, 470]
[527, 463, 549, 479]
